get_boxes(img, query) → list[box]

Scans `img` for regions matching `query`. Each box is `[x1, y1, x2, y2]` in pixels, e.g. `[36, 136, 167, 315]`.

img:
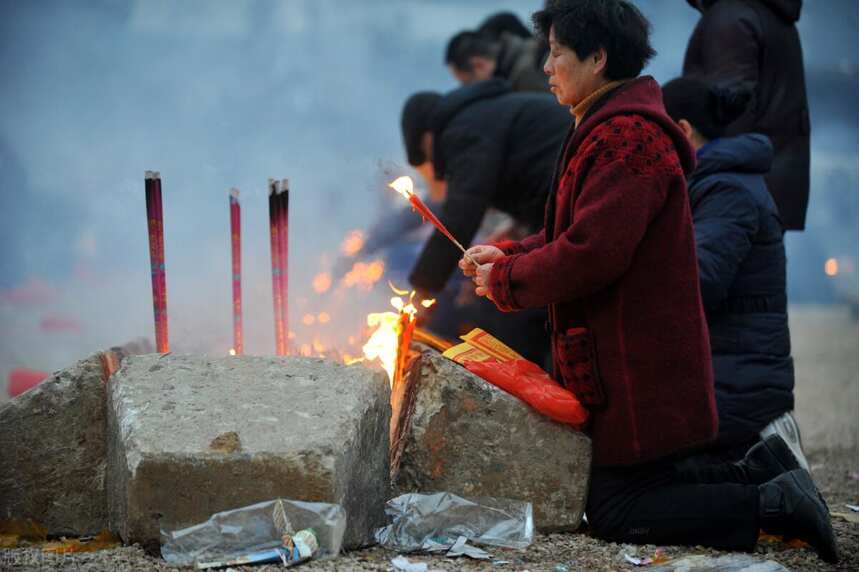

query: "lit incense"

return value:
[268, 179, 286, 355]
[145, 171, 169, 353]
[229, 188, 243, 355]
[277, 179, 290, 355]
[388, 176, 476, 265]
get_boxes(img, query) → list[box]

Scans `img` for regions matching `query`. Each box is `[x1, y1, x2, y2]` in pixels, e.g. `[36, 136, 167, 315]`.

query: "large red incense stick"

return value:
[388, 176, 476, 264]
[145, 171, 169, 353]
[277, 179, 290, 355]
[268, 179, 286, 355]
[229, 188, 243, 355]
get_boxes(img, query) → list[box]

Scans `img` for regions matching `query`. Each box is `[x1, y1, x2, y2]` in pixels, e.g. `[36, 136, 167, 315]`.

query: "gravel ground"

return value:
[2, 305, 857, 571]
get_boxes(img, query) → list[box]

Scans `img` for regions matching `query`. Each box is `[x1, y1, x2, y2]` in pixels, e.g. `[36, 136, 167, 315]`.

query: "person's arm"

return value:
[488, 124, 670, 311]
[692, 183, 759, 309]
[409, 133, 501, 294]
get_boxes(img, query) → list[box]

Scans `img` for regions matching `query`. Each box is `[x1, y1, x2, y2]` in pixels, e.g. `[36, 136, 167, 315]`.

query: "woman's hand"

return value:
[458, 245, 504, 276]
[473, 262, 495, 300]
[458, 245, 503, 301]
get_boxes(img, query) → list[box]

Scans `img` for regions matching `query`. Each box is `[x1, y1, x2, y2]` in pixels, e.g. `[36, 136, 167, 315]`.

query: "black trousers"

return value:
[586, 446, 761, 550]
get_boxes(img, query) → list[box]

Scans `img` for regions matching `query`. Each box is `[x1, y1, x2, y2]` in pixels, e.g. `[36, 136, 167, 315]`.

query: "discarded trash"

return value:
[391, 555, 444, 572]
[758, 531, 809, 548]
[160, 498, 346, 568]
[831, 510, 859, 523]
[42, 530, 120, 554]
[846, 503, 859, 512]
[624, 549, 668, 566]
[375, 492, 534, 551]
[446, 535, 491, 559]
[554, 564, 570, 572]
[0, 519, 48, 548]
[648, 554, 788, 571]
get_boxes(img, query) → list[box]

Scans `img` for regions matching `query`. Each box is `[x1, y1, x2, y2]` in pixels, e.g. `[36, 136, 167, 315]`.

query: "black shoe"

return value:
[738, 435, 801, 484]
[759, 469, 839, 564]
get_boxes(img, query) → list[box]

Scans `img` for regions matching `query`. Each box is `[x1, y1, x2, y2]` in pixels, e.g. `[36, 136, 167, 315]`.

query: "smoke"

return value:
[1, 0, 857, 394]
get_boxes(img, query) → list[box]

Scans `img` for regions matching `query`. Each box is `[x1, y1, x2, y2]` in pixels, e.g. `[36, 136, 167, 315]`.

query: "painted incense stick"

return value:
[145, 171, 169, 353]
[229, 188, 243, 355]
[268, 179, 286, 355]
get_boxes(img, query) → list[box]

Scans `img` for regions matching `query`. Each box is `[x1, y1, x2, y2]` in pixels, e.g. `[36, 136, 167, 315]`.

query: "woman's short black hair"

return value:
[662, 76, 751, 140]
[532, 0, 656, 81]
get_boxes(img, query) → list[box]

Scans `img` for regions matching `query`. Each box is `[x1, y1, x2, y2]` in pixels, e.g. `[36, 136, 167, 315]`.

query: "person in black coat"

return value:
[663, 77, 807, 468]
[683, 0, 810, 231]
[400, 80, 570, 364]
[401, 79, 570, 294]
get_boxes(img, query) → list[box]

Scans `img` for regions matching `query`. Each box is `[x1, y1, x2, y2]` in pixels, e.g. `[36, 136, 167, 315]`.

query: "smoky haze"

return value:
[1, 0, 857, 392]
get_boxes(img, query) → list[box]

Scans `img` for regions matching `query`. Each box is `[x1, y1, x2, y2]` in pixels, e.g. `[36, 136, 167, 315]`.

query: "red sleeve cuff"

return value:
[489, 255, 522, 312]
[492, 240, 528, 256]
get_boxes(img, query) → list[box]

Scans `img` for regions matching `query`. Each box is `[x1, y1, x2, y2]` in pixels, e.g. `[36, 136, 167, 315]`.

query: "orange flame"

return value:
[228, 348, 236, 356]
[340, 230, 365, 257]
[824, 258, 839, 277]
[362, 285, 435, 387]
[302, 314, 316, 326]
[313, 272, 332, 294]
[317, 312, 331, 324]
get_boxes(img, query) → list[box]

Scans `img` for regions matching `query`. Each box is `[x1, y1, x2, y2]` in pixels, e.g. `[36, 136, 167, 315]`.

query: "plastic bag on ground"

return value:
[649, 554, 789, 571]
[160, 498, 346, 567]
[375, 492, 533, 551]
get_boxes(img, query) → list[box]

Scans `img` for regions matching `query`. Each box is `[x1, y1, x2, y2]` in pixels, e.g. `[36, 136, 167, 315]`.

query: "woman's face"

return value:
[544, 25, 606, 107]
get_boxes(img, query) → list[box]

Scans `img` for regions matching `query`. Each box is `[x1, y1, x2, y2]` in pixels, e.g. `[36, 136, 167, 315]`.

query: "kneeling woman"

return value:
[460, 0, 837, 563]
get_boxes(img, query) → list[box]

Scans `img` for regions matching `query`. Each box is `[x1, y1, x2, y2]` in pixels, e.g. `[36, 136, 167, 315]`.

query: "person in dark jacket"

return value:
[400, 80, 569, 363]
[445, 30, 549, 93]
[662, 76, 808, 468]
[402, 80, 569, 294]
[460, 0, 837, 562]
[683, 0, 810, 231]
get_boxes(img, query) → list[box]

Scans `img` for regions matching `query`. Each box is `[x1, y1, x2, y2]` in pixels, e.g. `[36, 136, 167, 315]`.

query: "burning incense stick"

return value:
[277, 179, 290, 355]
[388, 176, 477, 266]
[268, 179, 286, 356]
[145, 171, 169, 353]
[229, 188, 243, 356]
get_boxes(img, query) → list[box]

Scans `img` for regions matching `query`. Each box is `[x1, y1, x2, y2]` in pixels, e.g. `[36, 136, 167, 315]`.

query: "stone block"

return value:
[391, 348, 591, 531]
[106, 354, 390, 549]
[0, 353, 111, 535]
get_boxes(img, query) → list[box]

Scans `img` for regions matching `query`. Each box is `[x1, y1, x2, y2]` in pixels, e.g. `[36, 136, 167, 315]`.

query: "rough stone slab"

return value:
[392, 348, 591, 531]
[0, 353, 110, 535]
[106, 354, 390, 550]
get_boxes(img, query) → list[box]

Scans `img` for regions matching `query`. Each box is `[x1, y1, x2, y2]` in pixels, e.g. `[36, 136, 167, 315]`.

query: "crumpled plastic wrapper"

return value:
[375, 492, 533, 551]
[160, 498, 346, 567]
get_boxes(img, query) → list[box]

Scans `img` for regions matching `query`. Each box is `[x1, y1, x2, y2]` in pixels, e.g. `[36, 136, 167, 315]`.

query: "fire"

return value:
[342, 259, 385, 290]
[313, 272, 332, 293]
[362, 311, 402, 385]
[317, 312, 331, 324]
[361, 287, 435, 387]
[824, 258, 839, 277]
[389, 175, 415, 198]
[302, 313, 316, 326]
[228, 348, 236, 356]
[340, 230, 365, 257]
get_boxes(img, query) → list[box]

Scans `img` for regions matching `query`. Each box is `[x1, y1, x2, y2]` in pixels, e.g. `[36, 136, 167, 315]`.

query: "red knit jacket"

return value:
[489, 77, 718, 467]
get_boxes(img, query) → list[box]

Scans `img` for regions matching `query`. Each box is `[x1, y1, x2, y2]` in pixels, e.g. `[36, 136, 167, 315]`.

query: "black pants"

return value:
[586, 447, 761, 550]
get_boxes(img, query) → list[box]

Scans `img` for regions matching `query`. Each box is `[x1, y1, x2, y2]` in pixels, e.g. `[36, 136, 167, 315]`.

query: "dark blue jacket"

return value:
[689, 133, 794, 445]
